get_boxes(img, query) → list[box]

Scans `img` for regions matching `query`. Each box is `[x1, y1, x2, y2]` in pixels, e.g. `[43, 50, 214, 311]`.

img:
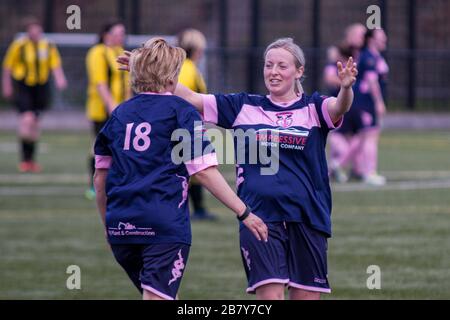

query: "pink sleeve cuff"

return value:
[365, 70, 379, 82]
[202, 94, 218, 124]
[322, 97, 343, 129]
[95, 155, 112, 169]
[184, 153, 218, 175]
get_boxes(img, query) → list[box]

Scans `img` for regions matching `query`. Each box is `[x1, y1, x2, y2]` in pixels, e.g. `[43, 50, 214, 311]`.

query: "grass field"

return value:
[1, 129, 450, 299]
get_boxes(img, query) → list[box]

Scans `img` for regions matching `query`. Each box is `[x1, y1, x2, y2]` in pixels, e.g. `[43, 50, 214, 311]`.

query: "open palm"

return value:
[337, 56, 358, 89]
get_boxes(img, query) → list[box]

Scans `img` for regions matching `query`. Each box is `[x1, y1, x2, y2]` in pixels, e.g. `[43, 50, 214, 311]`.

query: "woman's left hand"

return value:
[117, 50, 131, 71]
[337, 56, 358, 89]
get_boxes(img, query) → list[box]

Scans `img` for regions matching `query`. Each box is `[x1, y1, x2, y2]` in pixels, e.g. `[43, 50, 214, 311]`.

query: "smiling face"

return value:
[264, 48, 303, 99]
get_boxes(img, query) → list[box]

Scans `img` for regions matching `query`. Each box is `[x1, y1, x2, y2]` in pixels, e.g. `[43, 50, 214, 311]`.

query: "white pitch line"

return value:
[2, 171, 450, 185]
[380, 171, 450, 179]
[0, 186, 85, 196]
[0, 174, 87, 184]
[332, 179, 450, 192]
[1, 179, 450, 197]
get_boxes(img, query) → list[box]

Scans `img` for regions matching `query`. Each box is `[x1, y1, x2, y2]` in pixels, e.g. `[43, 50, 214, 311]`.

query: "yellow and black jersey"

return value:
[2, 36, 62, 86]
[178, 58, 207, 94]
[85, 44, 130, 122]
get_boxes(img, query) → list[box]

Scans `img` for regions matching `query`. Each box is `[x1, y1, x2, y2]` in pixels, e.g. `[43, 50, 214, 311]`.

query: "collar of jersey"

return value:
[141, 91, 173, 95]
[265, 94, 304, 108]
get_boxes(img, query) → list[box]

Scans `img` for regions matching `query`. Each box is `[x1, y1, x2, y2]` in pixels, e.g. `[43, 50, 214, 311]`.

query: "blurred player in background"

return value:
[352, 28, 389, 185]
[2, 17, 67, 173]
[85, 21, 131, 199]
[94, 38, 267, 300]
[325, 23, 366, 183]
[177, 28, 217, 220]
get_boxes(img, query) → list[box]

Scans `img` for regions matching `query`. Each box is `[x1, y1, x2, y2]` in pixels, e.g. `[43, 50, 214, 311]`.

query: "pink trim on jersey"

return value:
[321, 97, 343, 129]
[184, 152, 219, 175]
[246, 278, 290, 293]
[236, 165, 244, 189]
[376, 57, 389, 74]
[141, 91, 173, 95]
[141, 283, 174, 300]
[324, 64, 338, 77]
[266, 94, 302, 108]
[202, 94, 218, 124]
[94, 155, 112, 169]
[233, 104, 321, 129]
[288, 281, 331, 294]
[176, 174, 188, 208]
[359, 71, 378, 94]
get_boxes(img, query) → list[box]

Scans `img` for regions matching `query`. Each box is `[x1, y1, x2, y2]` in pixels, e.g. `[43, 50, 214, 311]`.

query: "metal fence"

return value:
[0, 0, 449, 111]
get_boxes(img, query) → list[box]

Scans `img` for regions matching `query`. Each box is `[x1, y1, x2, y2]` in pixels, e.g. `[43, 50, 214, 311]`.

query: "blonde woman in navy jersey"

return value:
[118, 37, 357, 300]
[95, 38, 267, 300]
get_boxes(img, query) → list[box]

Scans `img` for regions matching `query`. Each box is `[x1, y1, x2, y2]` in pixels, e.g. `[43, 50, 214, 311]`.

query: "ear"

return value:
[296, 65, 304, 80]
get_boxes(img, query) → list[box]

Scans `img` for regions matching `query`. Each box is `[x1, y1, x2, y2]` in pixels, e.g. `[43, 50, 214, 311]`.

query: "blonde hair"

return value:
[178, 29, 206, 59]
[264, 38, 305, 95]
[129, 37, 186, 93]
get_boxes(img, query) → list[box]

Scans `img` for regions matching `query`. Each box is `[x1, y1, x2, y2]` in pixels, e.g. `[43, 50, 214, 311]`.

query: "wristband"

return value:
[237, 206, 251, 221]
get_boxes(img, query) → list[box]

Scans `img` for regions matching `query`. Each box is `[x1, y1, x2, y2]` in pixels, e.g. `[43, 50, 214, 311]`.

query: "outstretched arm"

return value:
[117, 51, 204, 113]
[193, 166, 268, 242]
[327, 57, 358, 123]
[174, 83, 204, 113]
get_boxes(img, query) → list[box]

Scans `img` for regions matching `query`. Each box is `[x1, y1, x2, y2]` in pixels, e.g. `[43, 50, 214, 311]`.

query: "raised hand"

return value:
[117, 50, 131, 71]
[337, 56, 358, 89]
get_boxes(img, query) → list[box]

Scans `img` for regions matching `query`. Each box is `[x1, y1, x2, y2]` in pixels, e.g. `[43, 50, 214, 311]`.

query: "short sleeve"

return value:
[94, 122, 113, 169]
[86, 46, 107, 85]
[175, 105, 218, 176]
[201, 92, 246, 129]
[359, 52, 377, 77]
[311, 92, 343, 132]
[49, 43, 62, 69]
[2, 40, 21, 69]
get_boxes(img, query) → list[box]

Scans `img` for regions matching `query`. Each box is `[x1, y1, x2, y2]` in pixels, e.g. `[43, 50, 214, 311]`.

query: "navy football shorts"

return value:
[111, 243, 190, 300]
[335, 102, 365, 135]
[354, 92, 379, 130]
[239, 222, 331, 294]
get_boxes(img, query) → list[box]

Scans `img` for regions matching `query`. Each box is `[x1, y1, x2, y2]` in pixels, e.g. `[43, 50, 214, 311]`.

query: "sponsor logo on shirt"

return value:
[108, 222, 156, 237]
[275, 112, 293, 128]
[256, 127, 310, 151]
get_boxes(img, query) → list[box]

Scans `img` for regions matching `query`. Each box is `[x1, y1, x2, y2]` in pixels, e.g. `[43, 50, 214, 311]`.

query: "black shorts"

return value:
[14, 80, 50, 116]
